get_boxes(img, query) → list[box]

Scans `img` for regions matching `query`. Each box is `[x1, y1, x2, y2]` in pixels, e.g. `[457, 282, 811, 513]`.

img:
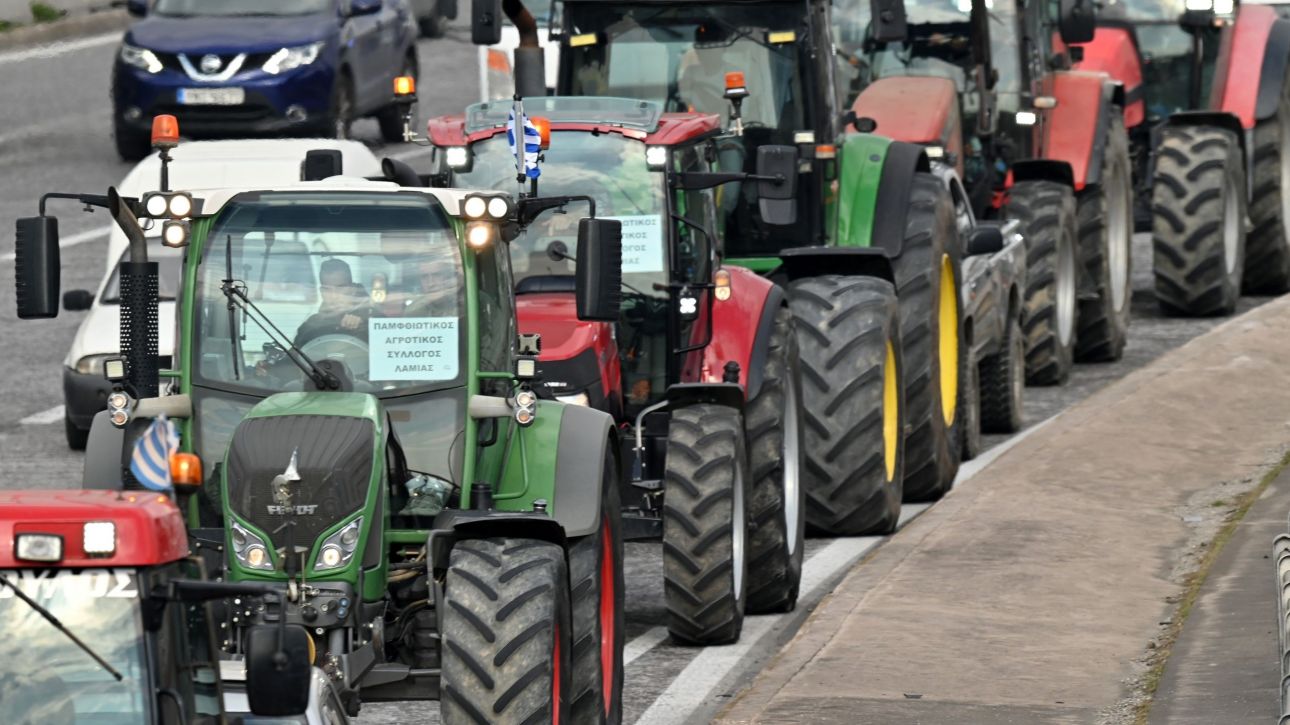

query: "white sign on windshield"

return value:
[0, 569, 138, 599]
[369, 318, 459, 381]
[607, 215, 665, 274]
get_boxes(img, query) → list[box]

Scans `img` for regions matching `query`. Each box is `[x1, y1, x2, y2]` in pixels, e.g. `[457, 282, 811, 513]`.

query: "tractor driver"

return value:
[293, 258, 368, 346]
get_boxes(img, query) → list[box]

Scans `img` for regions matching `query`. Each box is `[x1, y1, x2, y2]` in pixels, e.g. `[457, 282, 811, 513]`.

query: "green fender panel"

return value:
[833, 133, 893, 249]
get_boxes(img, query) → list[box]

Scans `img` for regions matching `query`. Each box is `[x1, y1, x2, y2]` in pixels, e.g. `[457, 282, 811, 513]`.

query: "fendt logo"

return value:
[266, 504, 319, 515]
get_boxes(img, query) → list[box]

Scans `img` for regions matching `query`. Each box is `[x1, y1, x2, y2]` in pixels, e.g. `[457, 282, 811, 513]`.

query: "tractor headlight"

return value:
[314, 518, 362, 572]
[461, 193, 512, 221]
[262, 42, 324, 75]
[15, 533, 63, 563]
[83, 522, 116, 556]
[120, 43, 163, 74]
[445, 146, 470, 169]
[231, 521, 274, 571]
[462, 195, 488, 219]
[515, 388, 537, 427]
[466, 221, 496, 249]
[645, 145, 668, 170]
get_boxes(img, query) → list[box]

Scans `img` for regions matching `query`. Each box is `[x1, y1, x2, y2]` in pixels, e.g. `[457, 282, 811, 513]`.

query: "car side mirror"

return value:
[1058, 0, 1095, 44]
[869, 0, 908, 43]
[350, 0, 382, 16]
[245, 624, 312, 717]
[63, 289, 94, 311]
[575, 218, 622, 321]
[756, 145, 798, 227]
[966, 226, 1005, 256]
[15, 216, 61, 319]
[472, 0, 504, 45]
[126, 0, 148, 17]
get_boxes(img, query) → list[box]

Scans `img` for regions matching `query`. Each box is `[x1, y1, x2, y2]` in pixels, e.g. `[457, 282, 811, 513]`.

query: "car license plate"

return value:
[177, 87, 245, 105]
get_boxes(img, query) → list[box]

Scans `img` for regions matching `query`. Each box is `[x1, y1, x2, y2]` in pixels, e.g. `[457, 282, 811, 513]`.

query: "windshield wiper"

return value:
[0, 574, 123, 682]
[219, 279, 342, 391]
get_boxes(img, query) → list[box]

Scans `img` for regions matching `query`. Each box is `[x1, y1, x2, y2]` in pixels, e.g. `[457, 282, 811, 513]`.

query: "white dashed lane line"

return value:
[19, 405, 65, 426]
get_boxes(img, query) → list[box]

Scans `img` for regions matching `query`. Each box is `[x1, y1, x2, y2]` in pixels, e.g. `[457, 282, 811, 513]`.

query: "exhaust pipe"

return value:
[108, 186, 159, 402]
[502, 0, 546, 98]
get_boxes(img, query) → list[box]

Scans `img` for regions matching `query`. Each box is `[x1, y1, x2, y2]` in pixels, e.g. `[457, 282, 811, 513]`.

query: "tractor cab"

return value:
[0, 490, 314, 724]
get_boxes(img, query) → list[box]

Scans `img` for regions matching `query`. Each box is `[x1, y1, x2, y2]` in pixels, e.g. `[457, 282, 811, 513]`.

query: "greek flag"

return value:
[130, 415, 179, 492]
[506, 99, 542, 180]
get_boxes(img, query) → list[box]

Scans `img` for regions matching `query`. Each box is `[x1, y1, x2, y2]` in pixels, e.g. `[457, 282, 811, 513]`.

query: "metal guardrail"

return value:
[1273, 530, 1290, 724]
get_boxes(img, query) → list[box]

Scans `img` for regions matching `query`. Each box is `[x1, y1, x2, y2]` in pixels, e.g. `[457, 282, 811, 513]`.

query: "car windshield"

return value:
[0, 569, 148, 724]
[453, 131, 669, 297]
[563, 2, 807, 132]
[101, 245, 183, 304]
[153, 0, 331, 17]
[194, 192, 466, 396]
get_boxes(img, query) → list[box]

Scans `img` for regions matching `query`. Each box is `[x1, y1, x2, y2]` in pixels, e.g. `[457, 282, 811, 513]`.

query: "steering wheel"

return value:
[301, 334, 371, 379]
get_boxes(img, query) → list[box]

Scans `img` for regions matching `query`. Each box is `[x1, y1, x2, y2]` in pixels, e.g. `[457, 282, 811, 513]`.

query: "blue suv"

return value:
[112, 0, 419, 160]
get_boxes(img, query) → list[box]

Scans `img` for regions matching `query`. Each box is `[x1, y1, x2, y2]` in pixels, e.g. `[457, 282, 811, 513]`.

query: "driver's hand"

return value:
[341, 314, 362, 330]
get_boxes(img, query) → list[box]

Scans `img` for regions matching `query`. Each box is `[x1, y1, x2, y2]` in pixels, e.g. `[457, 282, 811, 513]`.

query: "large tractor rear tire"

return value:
[1075, 114, 1134, 362]
[893, 173, 964, 502]
[662, 404, 749, 646]
[1152, 125, 1246, 316]
[745, 306, 805, 615]
[1246, 76, 1290, 293]
[1004, 181, 1079, 385]
[441, 537, 571, 725]
[568, 449, 624, 723]
[789, 276, 904, 536]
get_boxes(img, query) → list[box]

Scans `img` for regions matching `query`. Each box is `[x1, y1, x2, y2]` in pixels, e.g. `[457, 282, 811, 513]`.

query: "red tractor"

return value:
[420, 95, 805, 645]
[0, 489, 318, 723]
[1078, 0, 1290, 314]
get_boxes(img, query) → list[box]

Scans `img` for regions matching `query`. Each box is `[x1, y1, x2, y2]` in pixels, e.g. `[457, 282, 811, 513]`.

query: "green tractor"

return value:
[473, 0, 973, 522]
[14, 136, 627, 723]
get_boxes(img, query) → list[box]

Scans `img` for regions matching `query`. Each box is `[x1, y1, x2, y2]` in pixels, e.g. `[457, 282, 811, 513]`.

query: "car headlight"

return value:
[555, 392, 590, 407]
[263, 41, 324, 74]
[313, 517, 362, 572]
[75, 354, 113, 376]
[231, 521, 274, 571]
[120, 43, 163, 74]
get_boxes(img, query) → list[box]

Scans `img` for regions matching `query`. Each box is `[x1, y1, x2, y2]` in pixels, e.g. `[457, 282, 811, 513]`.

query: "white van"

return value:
[61, 139, 382, 449]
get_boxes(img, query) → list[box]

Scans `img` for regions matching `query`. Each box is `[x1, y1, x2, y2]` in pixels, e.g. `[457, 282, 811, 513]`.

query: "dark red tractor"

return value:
[424, 96, 805, 646]
[1077, 0, 1290, 314]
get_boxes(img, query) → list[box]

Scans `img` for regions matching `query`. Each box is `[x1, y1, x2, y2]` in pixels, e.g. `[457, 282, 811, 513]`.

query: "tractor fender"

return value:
[665, 382, 745, 412]
[1161, 111, 1247, 160]
[551, 404, 618, 537]
[1040, 71, 1118, 191]
[82, 410, 125, 490]
[1074, 23, 1147, 129]
[774, 246, 896, 285]
[850, 76, 964, 179]
[1211, 4, 1289, 128]
[428, 510, 569, 570]
[697, 266, 783, 400]
[1010, 158, 1076, 188]
[835, 133, 930, 252]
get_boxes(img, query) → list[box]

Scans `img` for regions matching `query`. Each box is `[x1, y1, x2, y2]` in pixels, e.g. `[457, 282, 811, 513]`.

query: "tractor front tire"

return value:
[441, 538, 571, 725]
[1004, 181, 1079, 385]
[1152, 125, 1246, 316]
[744, 306, 805, 615]
[662, 404, 749, 646]
[1075, 114, 1134, 362]
[789, 275, 904, 536]
[1246, 75, 1290, 293]
[978, 314, 1024, 434]
[892, 173, 964, 502]
[568, 450, 624, 724]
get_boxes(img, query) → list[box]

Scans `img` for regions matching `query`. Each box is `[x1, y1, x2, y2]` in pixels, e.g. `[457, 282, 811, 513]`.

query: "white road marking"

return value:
[19, 405, 64, 425]
[1, 226, 110, 263]
[623, 627, 669, 667]
[0, 32, 120, 67]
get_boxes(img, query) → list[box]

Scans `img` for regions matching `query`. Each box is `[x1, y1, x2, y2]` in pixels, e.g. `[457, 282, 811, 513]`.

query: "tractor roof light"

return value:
[393, 75, 416, 99]
[445, 146, 471, 170]
[15, 533, 63, 563]
[162, 220, 191, 248]
[151, 114, 180, 150]
[461, 193, 512, 221]
[141, 191, 197, 220]
[531, 116, 551, 150]
[170, 452, 203, 490]
[516, 356, 538, 380]
[1015, 111, 1037, 126]
[82, 522, 117, 557]
[466, 221, 496, 249]
[724, 71, 749, 100]
[645, 145, 668, 170]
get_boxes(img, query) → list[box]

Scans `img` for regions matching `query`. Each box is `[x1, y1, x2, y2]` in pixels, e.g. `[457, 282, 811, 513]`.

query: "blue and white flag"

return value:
[506, 98, 542, 180]
[130, 415, 180, 492]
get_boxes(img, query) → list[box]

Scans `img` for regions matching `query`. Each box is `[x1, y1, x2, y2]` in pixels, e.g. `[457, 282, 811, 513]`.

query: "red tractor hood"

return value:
[516, 293, 610, 363]
[0, 490, 189, 568]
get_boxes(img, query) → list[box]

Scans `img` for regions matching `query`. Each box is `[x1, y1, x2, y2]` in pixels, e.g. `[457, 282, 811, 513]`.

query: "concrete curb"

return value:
[0, 8, 126, 52]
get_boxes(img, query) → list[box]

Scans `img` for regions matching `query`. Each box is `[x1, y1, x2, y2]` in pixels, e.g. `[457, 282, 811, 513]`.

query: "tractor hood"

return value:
[515, 293, 611, 363]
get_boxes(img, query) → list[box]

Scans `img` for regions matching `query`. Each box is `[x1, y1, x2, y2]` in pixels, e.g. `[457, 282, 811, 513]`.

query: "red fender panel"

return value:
[515, 293, 622, 403]
[1041, 71, 1107, 191]
[1074, 26, 1146, 129]
[1214, 4, 1278, 129]
[851, 76, 964, 179]
[692, 265, 778, 394]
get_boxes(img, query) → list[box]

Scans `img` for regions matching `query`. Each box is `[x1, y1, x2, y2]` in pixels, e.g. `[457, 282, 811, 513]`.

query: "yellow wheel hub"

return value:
[938, 254, 958, 427]
[883, 340, 899, 482]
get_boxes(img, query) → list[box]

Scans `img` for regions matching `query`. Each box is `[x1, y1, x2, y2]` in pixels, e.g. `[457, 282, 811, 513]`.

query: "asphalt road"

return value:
[0, 19, 1276, 725]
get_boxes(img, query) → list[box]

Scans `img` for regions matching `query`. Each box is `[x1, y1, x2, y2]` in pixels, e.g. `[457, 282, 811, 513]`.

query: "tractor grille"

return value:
[226, 415, 374, 554]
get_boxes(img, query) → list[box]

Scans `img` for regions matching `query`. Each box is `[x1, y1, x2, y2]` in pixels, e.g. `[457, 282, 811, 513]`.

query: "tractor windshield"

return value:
[454, 130, 670, 298]
[562, 2, 808, 136]
[194, 192, 466, 396]
[0, 569, 149, 724]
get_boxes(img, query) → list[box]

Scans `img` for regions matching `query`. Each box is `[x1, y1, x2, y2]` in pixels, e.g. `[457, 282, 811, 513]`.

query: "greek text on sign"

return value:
[0, 569, 138, 600]
[369, 317, 459, 381]
[606, 215, 665, 274]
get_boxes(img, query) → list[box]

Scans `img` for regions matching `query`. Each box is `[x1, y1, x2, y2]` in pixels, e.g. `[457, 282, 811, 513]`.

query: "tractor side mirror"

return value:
[966, 226, 1005, 256]
[1058, 0, 1095, 44]
[63, 289, 94, 311]
[350, 0, 382, 16]
[869, 0, 908, 43]
[15, 216, 61, 319]
[472, 0, 504, 45]
[126, 0, 148, 17]
[756, 145, 799, 227]
[575, 218, 622, 321]
[245, 624, 312, 717]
